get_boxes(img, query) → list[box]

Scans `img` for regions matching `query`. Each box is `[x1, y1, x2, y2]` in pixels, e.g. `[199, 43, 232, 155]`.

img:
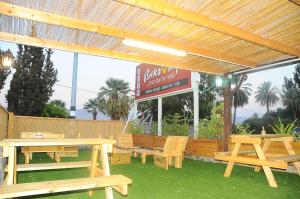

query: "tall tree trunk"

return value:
[233, 105, 237, 127]
[266, 98, 270, 117]
[223, 86, 232, 151]
[93, 112, 97, 120]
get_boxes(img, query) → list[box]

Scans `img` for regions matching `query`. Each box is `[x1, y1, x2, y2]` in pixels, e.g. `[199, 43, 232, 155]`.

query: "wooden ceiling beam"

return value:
[0, 32, 228, 75]
[0, 1, 257, 68]
[117, 0, 300, 57]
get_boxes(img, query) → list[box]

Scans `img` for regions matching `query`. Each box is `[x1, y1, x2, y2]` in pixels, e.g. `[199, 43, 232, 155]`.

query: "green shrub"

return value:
[162, 113, 189, 136]
[128, 120, 144, 134]
[198, 103, 224, 139]
[270, 117, 296, 134]
[234, 123, 254, 135]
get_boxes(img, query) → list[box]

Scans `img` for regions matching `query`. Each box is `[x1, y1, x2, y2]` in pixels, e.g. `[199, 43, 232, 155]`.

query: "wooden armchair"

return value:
[116, 134, 139, 151]
[154, 136, 188, 170]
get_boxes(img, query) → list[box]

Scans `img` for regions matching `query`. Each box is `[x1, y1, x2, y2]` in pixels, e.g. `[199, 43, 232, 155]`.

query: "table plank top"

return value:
[230, 134, 293, 139]
[0, 138, 116, 147]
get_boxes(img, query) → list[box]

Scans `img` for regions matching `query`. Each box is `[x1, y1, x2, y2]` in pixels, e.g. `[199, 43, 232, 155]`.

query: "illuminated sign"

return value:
[135, 64, 192, 100]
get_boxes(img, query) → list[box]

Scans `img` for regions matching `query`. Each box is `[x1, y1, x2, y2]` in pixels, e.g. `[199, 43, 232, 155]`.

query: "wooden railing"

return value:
[11, 114, 127, 139]
[0, 106, 9, 140]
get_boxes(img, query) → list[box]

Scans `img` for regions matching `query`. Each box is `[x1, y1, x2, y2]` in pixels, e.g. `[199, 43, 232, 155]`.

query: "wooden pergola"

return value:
[0, 0, 299, 150]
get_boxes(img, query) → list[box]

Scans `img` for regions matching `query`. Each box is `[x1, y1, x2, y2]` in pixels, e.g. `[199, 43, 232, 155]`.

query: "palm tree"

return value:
[100, 78, 130, 120]
[84, 98, 99, 120]
[254, 81, 280, 116]
[232, 83, 252, 126]
[281, 87, 300, 119]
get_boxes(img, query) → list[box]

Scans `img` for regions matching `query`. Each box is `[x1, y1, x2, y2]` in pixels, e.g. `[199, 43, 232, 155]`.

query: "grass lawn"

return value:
[16, 151, 300, 199]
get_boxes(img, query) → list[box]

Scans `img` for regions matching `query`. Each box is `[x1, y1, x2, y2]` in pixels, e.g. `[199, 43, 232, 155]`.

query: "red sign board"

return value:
[135, 64, 192, 100]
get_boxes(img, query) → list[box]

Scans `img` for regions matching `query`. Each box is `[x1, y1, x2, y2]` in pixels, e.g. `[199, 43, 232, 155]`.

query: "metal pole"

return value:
[193, 89, 199, 139]
[158, 97, 162, 136]
[122, 100, 138, 134]
[70, 53, 78, 119]
[192, 72, 200, 138]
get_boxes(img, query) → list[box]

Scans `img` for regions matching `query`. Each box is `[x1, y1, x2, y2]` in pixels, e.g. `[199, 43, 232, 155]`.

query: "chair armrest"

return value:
[153, 147, 164, 152]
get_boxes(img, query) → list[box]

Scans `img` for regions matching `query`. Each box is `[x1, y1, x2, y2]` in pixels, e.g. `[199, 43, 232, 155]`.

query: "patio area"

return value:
[0, 0, 300, 198]
[17, 151, 300, 199]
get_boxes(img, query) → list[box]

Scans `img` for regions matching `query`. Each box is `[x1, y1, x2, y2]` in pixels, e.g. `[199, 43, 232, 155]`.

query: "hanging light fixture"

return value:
[0, 49, 14, 69]
[122, 39, 187, 57]
[215, 76, 223, 88]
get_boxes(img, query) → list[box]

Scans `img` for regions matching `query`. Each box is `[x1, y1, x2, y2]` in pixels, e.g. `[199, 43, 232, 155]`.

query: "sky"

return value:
[0, 41, 296, 119]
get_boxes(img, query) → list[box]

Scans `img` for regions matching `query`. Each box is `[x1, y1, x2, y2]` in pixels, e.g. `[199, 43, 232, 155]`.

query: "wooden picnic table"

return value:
[20, 132, 65, 164]
[215, 134, 300, 188]
[0, 138, 132, 199]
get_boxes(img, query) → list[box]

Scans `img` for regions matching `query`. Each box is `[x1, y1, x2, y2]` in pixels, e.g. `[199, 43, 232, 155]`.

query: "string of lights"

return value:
[55, 83, 98, 94]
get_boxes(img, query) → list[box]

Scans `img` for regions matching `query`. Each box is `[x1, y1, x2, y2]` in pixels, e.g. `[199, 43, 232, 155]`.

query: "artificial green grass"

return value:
[16, 151, 300, 199]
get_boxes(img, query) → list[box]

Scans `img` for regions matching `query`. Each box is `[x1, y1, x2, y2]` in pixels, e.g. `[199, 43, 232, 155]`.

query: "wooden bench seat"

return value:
[216, 150, 256, 156]
[0, 175, 132, 199]
[215, 153, 288, 169]
[5, 161, 97, 172]
[269, 154, 300, 163]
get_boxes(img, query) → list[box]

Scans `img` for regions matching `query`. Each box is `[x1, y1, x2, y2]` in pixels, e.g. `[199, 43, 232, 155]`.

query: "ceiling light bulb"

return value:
[122, 39, 187, 57]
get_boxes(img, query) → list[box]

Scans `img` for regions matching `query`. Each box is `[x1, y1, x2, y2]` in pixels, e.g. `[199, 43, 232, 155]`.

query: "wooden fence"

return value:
[132, 134, 300, 158]
[10, 115, 127, 139]
[0, 106, 9, 140]
[1, 109, 300, 158]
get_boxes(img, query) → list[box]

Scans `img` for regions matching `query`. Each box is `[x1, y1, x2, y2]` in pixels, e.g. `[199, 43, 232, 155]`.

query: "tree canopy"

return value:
[6, 45, 57, 116]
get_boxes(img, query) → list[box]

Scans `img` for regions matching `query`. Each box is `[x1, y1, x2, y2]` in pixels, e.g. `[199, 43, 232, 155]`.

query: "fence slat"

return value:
[0, 106, 9, 140]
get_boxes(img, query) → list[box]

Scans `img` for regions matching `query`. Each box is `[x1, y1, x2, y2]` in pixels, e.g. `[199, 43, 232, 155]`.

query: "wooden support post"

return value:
[253, 144, 277, 188]
[283, 141, 300, 175]
[223, 75, 232, 151]
[254, 139, 271, 172]
[224, 142, 241, 177]
[101, 144, 114, 199]
[55, 152, 61, 163]
[6, 146, 16, 185]
[7, 112, 14, 139]
[25, 153, 30, 164]
[141, 153, 146, 164]
[89, 145, 99, 196]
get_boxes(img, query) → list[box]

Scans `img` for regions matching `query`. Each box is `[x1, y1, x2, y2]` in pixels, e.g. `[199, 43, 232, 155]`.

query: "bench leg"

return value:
[133, 151, 138, 158]
[89, 145, 100, 196]
[101, 144, 114, 199]
[55, 152, 61, 163]
[141, 153, 146, 164]
[283, 141, 300, 175]
[7, 146, 16, 185]
[25, 152, 30, 164]
[254, 144, 278, 188]
[165, 157, 169, 170]
[224, 142, 241, 177]
[174, 156, 182, 168]
[254, 139, 271, 172]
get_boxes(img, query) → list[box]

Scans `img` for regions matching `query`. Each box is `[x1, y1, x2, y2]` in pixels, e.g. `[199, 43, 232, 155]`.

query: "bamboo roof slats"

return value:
[0, 0, 299, 74]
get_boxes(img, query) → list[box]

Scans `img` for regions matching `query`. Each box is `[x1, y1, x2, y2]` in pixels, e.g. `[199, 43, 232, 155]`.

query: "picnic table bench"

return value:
[0, 138, 132, 199]
[215, 134, 300, 188]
